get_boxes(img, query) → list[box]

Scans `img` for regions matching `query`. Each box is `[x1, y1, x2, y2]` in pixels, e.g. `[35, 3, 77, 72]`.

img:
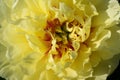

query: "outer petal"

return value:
[105, 0, 120, 26]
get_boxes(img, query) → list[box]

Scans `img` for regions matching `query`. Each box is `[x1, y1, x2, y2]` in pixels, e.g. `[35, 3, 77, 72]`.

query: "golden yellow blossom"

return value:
[0, 0, 120, 80]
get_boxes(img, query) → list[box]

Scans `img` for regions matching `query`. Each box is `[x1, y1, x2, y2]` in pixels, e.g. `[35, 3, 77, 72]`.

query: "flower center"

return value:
[44, 18, 90, 61]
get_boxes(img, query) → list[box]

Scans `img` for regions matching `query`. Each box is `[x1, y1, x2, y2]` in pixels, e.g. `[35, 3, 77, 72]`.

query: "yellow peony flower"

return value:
[0, 0, 120, 80]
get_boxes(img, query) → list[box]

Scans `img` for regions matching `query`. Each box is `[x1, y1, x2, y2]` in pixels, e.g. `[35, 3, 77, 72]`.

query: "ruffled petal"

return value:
[0, 0, 120, 80]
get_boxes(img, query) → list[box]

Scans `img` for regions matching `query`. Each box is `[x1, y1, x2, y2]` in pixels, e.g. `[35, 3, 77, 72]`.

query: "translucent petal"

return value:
[105, 0, 120, 26]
